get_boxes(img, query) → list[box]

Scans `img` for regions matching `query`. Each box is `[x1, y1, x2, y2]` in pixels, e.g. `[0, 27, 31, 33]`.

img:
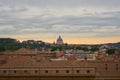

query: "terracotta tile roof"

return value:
[0, 55, 9, 65]
[114, 50, 120, 55]
[31, 61, 72, 68]
[0, 56, 32, 68]
[12, 48, 36, 55]
[0, 55, 9, 61]
[67, 56, 77, 61]
[0, 56, 120, 77]
[2, 58, 117, 69]
[71, 61, 95, 67]
[0, 56, 73, 68]
[56, 51, 64, 57]
[1, 57, 96, 68]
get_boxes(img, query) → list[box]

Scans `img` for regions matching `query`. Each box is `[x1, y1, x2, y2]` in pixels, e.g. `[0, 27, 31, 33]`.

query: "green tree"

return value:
[0, 46, 5, 52]
[106, 49, 115, 55]
[76, 46, 82, 50]
[81, 47, 89, 51]
[90, 47, 99, 52]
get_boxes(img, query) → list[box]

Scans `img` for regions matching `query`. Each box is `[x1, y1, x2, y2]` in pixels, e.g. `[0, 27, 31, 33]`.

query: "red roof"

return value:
[56, 51, 64, 57]
[67, 56, 77, 61]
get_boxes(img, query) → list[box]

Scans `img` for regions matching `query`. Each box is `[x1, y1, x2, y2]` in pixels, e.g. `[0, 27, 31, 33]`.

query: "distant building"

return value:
[0, 48, 120, 80]
[56, 36, 63, 45]
[22, 40, 43, 44]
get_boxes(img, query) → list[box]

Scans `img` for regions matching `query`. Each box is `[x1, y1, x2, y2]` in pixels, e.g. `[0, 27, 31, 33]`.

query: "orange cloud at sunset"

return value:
[44, 37, 120, 44]
[1, 33, 120, 44]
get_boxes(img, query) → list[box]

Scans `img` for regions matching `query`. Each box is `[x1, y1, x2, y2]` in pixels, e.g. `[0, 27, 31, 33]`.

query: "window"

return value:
[24, 70, 28, 74]
[105, 64, 108, 70]
[56, 70, 59, 73]
[45, 70, 48, 73]
[3, 70, 6, 74]
[14, 70, 17, 74]
[105, 67, 108, 70]
[35, 70, 38, 74]
[116, 68, 118, 71]
[116, 64, 118, 67]
[87, 70, 90, 74]
[105, 64, 108, 66]
[76, 70, 80, 73]
[66, 70, 69, 73]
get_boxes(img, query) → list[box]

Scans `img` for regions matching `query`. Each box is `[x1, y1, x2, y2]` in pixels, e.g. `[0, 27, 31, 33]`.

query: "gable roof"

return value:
[0, 56, 32, 68]
[12, 48, 36, 55]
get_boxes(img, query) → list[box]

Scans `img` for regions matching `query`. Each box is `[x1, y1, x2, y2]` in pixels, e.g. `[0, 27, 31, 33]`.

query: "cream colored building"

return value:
[56, 36, 63, 45]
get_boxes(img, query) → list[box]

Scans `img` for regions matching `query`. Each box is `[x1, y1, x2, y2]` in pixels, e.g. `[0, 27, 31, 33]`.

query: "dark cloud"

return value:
[0, 0, 120, 38]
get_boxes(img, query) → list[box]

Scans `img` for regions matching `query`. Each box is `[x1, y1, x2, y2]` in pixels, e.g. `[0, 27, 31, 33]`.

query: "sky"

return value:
[0, 0, 120, 44]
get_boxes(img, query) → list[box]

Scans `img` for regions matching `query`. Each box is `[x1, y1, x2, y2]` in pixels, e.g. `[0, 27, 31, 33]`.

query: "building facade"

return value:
[56, 36, 63, 45]
[0, 60, 120, 80]
[0, 48, 120, 80]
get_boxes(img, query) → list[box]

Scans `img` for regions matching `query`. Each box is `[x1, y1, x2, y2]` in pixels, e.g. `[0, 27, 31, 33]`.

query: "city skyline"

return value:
[0, 0, 120, 44]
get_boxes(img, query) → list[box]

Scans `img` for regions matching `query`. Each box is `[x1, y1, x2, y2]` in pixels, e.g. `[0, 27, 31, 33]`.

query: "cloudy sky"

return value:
[0, 0, 120, 44]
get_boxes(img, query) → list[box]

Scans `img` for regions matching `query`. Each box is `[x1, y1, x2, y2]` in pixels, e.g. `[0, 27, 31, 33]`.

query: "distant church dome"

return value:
[56, 36, 63, 45]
